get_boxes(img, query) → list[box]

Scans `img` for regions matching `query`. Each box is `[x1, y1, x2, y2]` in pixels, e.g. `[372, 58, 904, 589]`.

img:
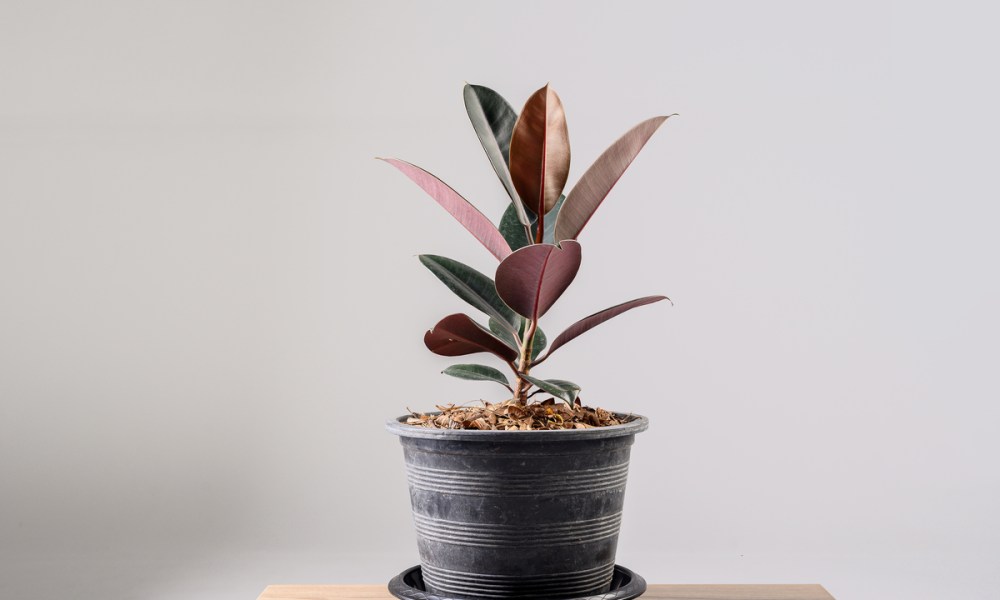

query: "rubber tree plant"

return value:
[380, 84, 672, 407]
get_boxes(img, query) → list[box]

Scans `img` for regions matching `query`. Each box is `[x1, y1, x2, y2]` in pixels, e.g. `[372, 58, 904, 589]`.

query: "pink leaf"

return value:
[380, 158, 512, 260]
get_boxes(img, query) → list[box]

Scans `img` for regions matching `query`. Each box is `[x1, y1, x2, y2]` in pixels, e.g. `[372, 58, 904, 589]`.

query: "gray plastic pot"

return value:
[386, 414, 648, 599]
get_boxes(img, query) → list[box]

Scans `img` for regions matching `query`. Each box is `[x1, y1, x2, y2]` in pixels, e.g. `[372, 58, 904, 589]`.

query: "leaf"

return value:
[489, 317, 521, 350]
[379, 158, 512, 261]
[419, 255, 519, 335]
[555, 116, 673, 242]
[443, 364, 512, 389]
[539, 295, 669, 361]
[495, 240, 582, 321]
[509, 85, 571, 221]
[489, 316, 546, 359]
[521, 374, 581, 404]
[464, 84, 530, 227]
[499, 202, 532, 251]
[540, 195, 565, 244]
[531, 327, 547, 360]
[423, 335, 482, 357]
[498, 195, 566, 251]
[424, 314, 518, 362]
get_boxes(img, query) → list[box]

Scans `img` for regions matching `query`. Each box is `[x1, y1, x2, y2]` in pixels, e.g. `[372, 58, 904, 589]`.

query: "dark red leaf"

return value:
[495, 241, 582, 321]
[424, 313, 518, 362]
[538, 295, 669, 361]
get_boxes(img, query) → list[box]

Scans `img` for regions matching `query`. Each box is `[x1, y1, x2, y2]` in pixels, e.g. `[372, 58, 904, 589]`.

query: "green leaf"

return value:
[521, 374, 581, 404]
[419, 255, 519, 335]
[499, 203, 532, 251]
[541, 195, 565, 244]
[489, 317, 521, 350]
[531, 327, 547, 360]
[490, 316, 545, 360]
[443, 364, 512, 389]
[546, 379, 581, 392]
[464, 84, 530, 227]
[499, 196, 565, 251]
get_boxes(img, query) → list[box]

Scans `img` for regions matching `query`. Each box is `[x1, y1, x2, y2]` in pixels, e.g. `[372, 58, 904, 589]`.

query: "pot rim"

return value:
[386, 412, 648, 441]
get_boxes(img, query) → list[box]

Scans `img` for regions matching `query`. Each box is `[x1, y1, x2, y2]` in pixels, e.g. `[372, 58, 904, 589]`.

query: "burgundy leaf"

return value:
[380, 158, 512, 261]
[424, 313, 518, 362]
[495, 241, 582, 321]
[538, 295, 669, 362]
[555, 116, 673, 242]
[509, 85, 570, 239]
[424, 336, 482, 357]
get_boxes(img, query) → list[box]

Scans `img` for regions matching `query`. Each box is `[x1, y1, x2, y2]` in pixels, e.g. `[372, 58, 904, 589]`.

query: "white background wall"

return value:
[2, 1, 998, 599]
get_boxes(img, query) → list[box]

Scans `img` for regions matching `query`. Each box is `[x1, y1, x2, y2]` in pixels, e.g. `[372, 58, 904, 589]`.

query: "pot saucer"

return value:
[388, 564, 647, 600]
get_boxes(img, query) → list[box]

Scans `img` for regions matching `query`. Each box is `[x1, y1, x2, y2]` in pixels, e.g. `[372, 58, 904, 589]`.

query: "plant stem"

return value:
[514, 318, 538, 404]
[511, 374, 523, 402]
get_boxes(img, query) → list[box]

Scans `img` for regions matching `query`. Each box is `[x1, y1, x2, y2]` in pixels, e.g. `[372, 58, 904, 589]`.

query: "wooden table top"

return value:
[258, 584, 835, 600]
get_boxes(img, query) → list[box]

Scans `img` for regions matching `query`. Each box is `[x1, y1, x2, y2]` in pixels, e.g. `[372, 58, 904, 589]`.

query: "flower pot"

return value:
[386, 414, 648, 599]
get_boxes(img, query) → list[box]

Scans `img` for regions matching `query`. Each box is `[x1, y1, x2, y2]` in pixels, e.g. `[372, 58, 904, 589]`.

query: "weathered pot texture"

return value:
[386, 414, 648, 599]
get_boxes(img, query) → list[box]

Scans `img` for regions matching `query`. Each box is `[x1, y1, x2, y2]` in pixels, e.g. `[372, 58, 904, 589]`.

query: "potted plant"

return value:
[380, 83, 673, 600]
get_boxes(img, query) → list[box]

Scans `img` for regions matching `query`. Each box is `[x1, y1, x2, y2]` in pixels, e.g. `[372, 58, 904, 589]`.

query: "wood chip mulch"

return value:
[405, 398, 632, 430]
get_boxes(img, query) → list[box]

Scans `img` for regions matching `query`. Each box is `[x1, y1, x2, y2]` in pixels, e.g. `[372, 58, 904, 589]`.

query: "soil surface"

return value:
[405, 398, 633, 430]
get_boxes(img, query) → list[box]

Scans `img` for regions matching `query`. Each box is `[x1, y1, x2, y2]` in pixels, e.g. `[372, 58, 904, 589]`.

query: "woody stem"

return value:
[514, 318, 538, 404]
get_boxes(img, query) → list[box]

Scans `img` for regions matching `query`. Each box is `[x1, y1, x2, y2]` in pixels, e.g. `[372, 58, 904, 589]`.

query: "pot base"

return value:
[388, 564, 646, 600]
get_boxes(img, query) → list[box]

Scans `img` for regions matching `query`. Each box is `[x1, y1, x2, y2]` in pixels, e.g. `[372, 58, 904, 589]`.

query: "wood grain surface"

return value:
[258, 584, 835, 600]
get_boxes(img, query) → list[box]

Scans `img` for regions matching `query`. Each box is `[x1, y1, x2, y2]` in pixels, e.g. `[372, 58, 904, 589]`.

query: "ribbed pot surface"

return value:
[387, 415, 648, 599]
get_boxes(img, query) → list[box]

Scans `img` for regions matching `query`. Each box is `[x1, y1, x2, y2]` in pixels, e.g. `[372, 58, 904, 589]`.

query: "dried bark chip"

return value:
[406, 397, 632, 430]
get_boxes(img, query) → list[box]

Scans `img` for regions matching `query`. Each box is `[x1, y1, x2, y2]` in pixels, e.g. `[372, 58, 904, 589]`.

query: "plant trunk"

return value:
[514, 318, 538, 404]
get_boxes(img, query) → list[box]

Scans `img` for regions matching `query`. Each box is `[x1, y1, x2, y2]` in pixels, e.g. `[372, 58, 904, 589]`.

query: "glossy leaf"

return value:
[539, 295, 669, 361]
[521, 374, 580, 404]
[495, 240, 582, 321]
[499, 202, 532, 251]
[555, 116, 673, 242]
[423, 335, 481, 357]
[489, 317, 521, 350]
[419, 255, 519, 335]
[488, 316, 546, 359]
[509, 85, 571, 222]
[532, 328, 547, 360]
[379, 158, 512, 260]
[464, 84, 530, 227]
[498, 195, 565, 251]
[540, 195, 565, 244]
[443, 364, 512, 389]
[424, 314, 518, 362]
